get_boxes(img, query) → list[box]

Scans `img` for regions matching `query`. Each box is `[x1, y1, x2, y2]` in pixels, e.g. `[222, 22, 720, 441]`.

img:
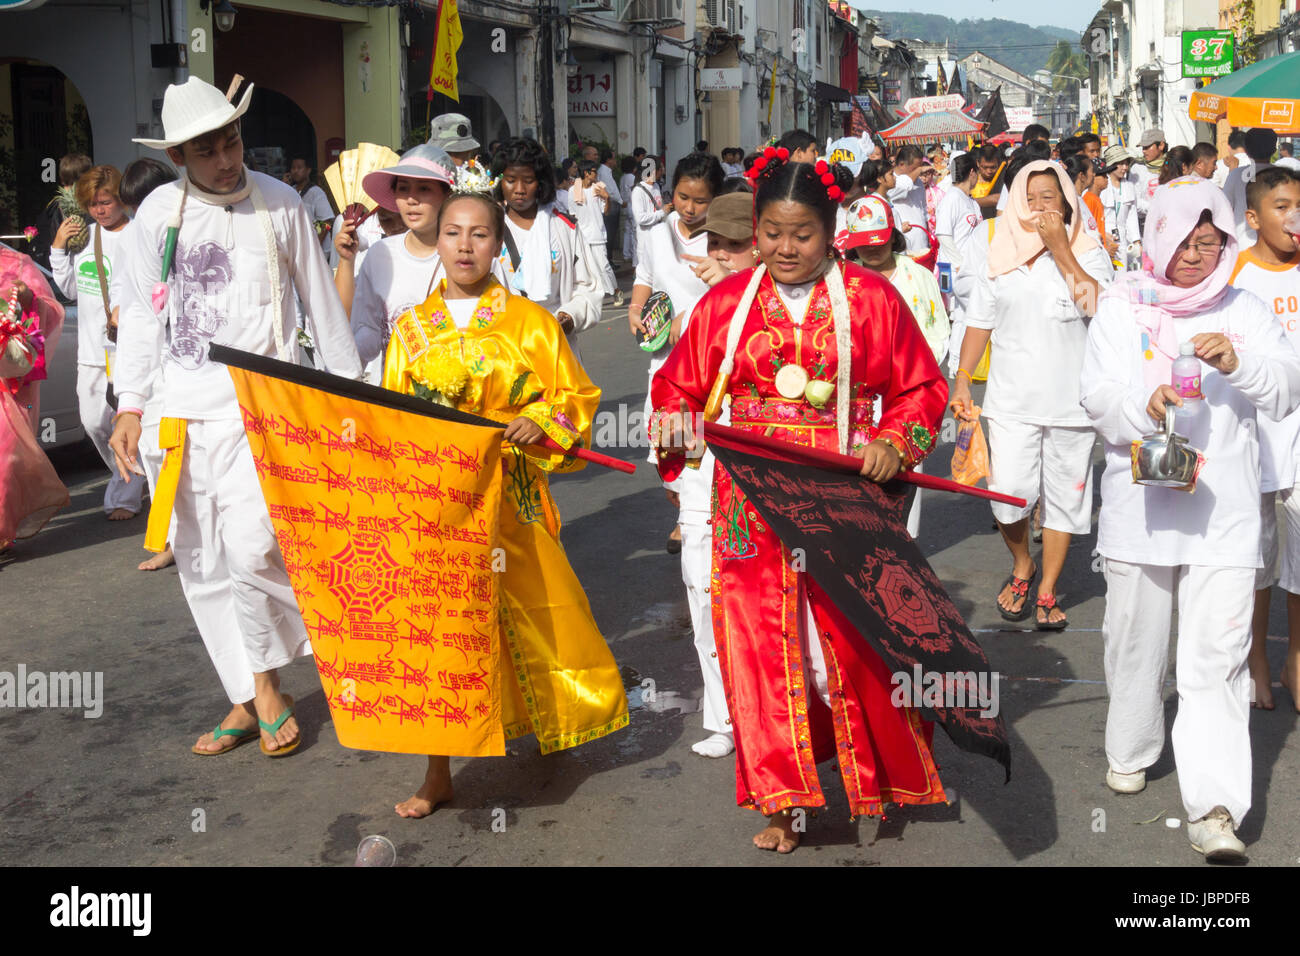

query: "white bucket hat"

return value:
[133, 77, 254, 150]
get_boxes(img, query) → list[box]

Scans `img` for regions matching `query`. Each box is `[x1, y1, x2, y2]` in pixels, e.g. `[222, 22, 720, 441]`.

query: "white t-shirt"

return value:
[568, 182, 608, 245]
[635, 212, 709, 374]
[351, 235, 445, 368]
[721, 162, 744, 178]
[934, 188, 981, 265]
[1099, 179, 1140, 253]
[1231, 248, 1300, 491]
[114, 171, 362, 421]
[1276, 156, 1300, 172]
[965, 225, 1115, 425]
[1224, 162, 1263, 246]
[1081, 286, 1300, 567]
[298, 183, 334, 254]
[888, 173, 929, 254]
[444, 296, 478, 330]
[598, 164, 623, 208]
[51, 222, 129, 367]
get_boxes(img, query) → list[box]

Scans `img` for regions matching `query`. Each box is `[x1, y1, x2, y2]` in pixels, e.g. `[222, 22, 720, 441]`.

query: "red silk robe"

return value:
[652, 261, 949, 817]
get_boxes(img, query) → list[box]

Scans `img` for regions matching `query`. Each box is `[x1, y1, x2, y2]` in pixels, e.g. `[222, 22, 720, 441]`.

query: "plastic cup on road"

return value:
[354, 834, 396, 867]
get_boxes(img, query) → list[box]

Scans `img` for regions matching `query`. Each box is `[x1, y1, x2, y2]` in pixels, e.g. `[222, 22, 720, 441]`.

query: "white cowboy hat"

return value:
[133, 77, 255, 150]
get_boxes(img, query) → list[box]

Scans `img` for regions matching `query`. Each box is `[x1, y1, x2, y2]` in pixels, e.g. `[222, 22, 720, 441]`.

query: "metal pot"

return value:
[1131, 406, 1204, 491]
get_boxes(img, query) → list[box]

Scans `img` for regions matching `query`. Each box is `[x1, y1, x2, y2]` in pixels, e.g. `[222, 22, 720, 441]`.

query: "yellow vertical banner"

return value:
[428, 0, 463, 103]
[227, 366, 506, 756]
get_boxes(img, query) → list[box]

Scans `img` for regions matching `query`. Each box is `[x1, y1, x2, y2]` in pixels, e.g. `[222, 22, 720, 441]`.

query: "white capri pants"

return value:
[1102, 558, 1254, 825]
[1256, 488, 1300, 593]
[172, 418, 312, 704]
[76, 363, 146, 515]
[985, 417, 1094, 533]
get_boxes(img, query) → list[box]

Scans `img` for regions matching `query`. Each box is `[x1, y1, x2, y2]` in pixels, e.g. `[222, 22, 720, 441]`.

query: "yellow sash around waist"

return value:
[144, 417, 186, 553]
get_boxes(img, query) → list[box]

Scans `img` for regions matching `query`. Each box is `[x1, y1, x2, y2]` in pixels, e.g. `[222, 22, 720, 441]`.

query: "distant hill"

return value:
[861, 10, 1081, 77]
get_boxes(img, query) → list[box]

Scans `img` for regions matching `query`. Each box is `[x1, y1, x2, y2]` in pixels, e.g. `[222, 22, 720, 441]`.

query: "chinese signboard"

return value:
[1182, 30, 1234, 78]
[568, 66, 614, 116]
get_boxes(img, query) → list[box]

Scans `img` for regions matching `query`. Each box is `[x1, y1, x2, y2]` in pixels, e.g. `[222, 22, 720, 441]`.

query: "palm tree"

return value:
[1045, 40, 1087, 92]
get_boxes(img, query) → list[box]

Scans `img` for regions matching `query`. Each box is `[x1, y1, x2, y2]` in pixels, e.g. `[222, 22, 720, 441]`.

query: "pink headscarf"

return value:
[1099, 176, 1237, 388]
[986, 159, 1100, 277]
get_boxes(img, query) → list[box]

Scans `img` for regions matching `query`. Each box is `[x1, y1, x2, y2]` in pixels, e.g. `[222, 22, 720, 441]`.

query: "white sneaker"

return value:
[1187, 806, 1246, 863]
[1106, 768, 1146, 794]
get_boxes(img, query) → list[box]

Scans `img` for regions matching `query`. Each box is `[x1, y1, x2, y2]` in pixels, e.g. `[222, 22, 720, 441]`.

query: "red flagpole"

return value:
[702, 421, 1027, 507]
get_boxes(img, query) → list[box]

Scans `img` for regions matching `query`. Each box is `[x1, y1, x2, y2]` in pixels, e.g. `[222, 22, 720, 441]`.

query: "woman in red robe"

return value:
[652, 150, 949, 854]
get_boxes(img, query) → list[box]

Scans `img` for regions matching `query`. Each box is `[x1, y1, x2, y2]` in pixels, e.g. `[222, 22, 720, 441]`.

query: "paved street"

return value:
[2, 288, 1297, 868]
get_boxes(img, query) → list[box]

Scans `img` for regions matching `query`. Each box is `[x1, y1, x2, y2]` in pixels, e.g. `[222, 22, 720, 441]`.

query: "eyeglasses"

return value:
[1175, 239, 1224, 257]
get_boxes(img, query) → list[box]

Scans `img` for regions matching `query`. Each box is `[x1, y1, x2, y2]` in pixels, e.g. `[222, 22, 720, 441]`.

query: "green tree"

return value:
[1045, 40, 1087, 91]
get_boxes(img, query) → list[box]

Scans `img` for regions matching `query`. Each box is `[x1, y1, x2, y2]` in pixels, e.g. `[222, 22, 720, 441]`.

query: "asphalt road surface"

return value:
[2, 282, 1297, 868]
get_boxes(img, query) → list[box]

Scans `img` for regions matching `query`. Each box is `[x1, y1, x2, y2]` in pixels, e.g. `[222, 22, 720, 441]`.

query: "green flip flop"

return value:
[259, 694, 301, 758]
[192, 722, 258, 756]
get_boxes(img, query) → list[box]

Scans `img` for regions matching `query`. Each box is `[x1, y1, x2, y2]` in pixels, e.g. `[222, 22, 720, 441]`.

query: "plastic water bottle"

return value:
[1170, 341, 1206, 433]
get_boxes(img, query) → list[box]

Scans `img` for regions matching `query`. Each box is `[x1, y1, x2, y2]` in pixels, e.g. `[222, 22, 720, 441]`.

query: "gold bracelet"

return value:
[955, 368, 973, 382]
[878, 437, 907, 464]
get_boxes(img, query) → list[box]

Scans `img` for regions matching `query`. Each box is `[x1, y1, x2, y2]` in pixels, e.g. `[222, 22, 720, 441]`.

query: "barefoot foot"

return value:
[1248, 646, 1275, 710]
[1281, 652, 1300, 714]
[394, 779, 454, 819]
[107, 508, 138, 521]
[753, 814, 801, 854]
[138, 546, 175, 571]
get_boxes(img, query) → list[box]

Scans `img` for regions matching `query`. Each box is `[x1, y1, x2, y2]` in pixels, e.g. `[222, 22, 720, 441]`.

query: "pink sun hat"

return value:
[361, 143, 456, 211]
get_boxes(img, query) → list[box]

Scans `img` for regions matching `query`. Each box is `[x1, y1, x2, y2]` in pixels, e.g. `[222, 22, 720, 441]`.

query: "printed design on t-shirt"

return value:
[76, 256, 111, 297]
[170, 239, 232, 370]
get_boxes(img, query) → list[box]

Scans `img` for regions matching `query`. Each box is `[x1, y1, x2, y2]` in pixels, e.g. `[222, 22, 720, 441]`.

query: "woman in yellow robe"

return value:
[382, 191, 628, 817]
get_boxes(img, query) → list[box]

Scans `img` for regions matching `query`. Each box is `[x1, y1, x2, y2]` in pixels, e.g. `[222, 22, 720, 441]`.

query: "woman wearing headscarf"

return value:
[1080, 177, 1300, 862]
[950, 159, 1114, 630]
[1, 246, 69, 547]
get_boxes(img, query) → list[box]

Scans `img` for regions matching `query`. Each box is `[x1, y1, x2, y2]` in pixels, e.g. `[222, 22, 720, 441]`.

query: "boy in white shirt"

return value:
[1233, 165, 1300, 712]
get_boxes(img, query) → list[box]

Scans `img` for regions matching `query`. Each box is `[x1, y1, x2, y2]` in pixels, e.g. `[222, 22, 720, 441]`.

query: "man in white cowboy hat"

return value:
[428, 112, 480, 166]
[108, 76, 363, 757]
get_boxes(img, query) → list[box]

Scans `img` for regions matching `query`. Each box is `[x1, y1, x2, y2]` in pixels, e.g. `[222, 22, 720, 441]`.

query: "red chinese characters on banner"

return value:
[230, 368, 506, 756]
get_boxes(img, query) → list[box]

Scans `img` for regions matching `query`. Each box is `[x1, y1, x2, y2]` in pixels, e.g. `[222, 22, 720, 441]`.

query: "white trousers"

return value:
[171, 419, 311, 704]
[906, 459, 923, 539]
[76, 364, 145, 515]
[985, 417, 1094, 533]
[678, 456, 730, 732]
[946, 305, 966, 378]
[588, 240, 616, 295]
[1102, 559, 1254, 824]
[1257, 488, 1300, 593]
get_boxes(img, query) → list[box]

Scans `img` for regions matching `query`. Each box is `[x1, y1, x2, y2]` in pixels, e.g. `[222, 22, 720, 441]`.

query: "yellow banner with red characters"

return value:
[227, 364, 506, 756]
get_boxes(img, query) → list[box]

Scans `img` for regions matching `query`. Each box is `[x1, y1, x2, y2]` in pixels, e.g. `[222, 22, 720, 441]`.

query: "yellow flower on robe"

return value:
[382, 278, 628, 753]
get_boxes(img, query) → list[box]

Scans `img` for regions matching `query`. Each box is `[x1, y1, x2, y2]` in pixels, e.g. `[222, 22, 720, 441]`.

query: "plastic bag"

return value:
[950, 405, 991, 487]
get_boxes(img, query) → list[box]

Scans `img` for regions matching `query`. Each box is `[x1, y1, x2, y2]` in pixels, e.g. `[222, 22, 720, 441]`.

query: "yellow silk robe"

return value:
[382, 278, 628, 753]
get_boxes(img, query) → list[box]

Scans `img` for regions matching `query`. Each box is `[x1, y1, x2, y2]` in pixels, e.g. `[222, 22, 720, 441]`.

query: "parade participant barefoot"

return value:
[653, 151, 949, 853]
[753, 815, 800, 854]
[108, 507, 136, 521]
[395, 755, 454, 818]
[138, 544, 174, 570]
[382, 188, 626, 815]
